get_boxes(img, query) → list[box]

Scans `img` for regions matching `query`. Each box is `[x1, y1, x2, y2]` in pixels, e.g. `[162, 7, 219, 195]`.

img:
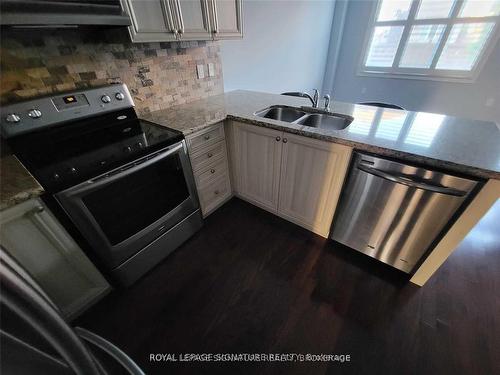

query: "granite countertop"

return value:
[1, 89, 498, 210]
[0, 153, 44, 210]
[143, 90, 500, 180]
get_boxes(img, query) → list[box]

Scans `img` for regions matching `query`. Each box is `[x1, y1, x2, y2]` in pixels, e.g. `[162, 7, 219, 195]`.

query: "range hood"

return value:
[1, 0, 131, 27]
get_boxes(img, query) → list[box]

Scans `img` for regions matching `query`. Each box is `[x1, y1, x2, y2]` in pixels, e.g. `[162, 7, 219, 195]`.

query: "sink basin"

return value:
[254, 105, 353, 130]
[296, 113, 353, 130]
[255, 105, 307, 122]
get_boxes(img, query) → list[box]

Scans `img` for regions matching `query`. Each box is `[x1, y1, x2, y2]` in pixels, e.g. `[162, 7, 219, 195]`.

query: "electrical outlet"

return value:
[485, 97, 495, 107]
[208, 63, 215, 77]
[196, 64, 205, 79]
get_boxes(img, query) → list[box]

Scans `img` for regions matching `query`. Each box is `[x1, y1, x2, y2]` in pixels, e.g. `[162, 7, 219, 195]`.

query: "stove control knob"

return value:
[137, 142, 143, 148]
[101, 95, 111, 104]
[53, 173, 60, 180]
[70, 167, 77, 175]
[28, 109, 42, 119]
[115, 92, 125, 100]
[5, 113, 21, 123]
[124, 146, 132, 153]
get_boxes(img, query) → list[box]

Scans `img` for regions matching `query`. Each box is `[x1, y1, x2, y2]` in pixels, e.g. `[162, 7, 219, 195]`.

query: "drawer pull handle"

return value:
[214, 190, 220, 195]
[204, 135, 210, 140]
[210, 169, 216, 173]
[276, 136, 281, 142]
[207, 152, 213, 158]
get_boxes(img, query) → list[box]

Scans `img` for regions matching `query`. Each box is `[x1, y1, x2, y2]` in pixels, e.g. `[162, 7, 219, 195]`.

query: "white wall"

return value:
[221, 0, 335, 94]
[327, 1, 500, 122]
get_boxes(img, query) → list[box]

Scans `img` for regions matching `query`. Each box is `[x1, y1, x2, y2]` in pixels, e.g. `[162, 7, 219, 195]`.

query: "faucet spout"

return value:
[312, 89, 319, 108]
[281, 89, 320, 108]
[281, 91, 315, 106]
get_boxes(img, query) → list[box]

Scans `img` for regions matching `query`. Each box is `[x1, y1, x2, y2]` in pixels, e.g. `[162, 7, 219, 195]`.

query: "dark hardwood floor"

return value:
[76, 198, 500, 375]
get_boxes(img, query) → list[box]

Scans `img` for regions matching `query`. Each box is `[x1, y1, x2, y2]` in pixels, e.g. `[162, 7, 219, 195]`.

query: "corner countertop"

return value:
[1, 153, 44, 211]
[143, 90, 500, 180]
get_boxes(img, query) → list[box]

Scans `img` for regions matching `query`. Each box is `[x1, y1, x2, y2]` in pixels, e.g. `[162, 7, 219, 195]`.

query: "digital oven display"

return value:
[63, 95, 77, 104]
[52, 93, 89, 111]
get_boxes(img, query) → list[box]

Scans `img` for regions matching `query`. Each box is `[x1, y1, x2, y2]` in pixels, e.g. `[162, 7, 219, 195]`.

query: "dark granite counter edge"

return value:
[0, 154, 45, 211]
[181, 116, 227, 137]
[172, 113, 498, 180]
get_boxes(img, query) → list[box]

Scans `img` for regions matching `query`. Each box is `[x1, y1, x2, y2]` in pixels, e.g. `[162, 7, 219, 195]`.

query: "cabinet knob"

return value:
[204, 135, 210, 140]
[210, 169, 216, 174]
[214, 190, 220, 195]
[283, 138, 288, 143]
[276, 136, 281, 142]
[207, 152, 213, 158]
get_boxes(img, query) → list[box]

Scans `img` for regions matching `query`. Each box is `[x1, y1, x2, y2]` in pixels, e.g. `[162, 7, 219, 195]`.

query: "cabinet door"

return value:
[211, 0, 242, 39]
[174, 0, 212, 40]
[0, 199, 110, 320]
[278, 134, 352, 238]
[122, 0, 178, 42]
[231, 122, 282, 213]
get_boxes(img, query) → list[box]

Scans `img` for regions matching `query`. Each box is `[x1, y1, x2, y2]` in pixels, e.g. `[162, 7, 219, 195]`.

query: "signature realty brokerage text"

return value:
[150, 353, 351, 363]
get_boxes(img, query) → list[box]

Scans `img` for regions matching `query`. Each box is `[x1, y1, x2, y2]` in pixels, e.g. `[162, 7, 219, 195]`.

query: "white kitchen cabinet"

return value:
[210, 0, 243, 39]
[174, 0, 212, 40]
[0, 199, 110, 320]
[230, 121, 283, 213]
[122, 0, 178, 42]
[228, 121, 352, 238]
[122, 0, 242, 42]
[186, 122, 232, 216]
[278, 134, 352, 237]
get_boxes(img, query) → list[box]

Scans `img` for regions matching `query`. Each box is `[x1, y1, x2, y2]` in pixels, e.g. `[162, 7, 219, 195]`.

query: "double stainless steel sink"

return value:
[254, 105, 353, 130]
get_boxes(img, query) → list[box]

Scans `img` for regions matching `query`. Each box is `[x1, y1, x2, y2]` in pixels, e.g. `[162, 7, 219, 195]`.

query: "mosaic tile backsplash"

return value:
[0, 28, 223, 115]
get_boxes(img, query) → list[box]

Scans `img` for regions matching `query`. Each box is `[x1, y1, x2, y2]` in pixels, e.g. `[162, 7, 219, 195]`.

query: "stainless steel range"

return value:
[1, 84, 203, 286]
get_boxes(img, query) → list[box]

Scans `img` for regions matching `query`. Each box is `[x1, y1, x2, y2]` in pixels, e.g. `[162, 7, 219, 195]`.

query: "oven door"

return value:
[56, 140, 199, 269]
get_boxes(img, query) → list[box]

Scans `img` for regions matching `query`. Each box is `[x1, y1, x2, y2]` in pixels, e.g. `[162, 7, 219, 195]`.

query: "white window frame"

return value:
[358, 0, 500, 83]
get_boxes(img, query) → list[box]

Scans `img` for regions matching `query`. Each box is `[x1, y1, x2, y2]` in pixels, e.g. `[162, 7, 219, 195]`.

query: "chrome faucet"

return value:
[323, 94, 330, 111]
[312, 89, 319, 108]
[281, 89, 320, 108]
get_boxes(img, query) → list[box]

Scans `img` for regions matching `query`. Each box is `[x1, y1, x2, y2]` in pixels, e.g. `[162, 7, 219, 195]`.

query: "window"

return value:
[360, 0, 500, 80]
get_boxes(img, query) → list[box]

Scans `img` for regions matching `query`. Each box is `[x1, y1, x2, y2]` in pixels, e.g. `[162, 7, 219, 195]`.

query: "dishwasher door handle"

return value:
[357, 164, 468, 196]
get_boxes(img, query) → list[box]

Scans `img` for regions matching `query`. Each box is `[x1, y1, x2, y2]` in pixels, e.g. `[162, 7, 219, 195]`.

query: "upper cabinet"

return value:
[123, 0, 178, 42]
[175, 0, 212, 40]
[122, 0, 242, 43]
[210, 0, 243, 39]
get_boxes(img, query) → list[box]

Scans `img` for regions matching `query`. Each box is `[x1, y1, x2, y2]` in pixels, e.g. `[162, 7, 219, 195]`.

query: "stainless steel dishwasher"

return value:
[330, 152, 480, 273]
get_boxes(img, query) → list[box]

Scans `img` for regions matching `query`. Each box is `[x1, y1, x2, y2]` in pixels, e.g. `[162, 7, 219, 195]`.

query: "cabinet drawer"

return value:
[190, 140, 226, 172]
[195, 158, 228, 187]
[187, 123, 224, 152]
[198, 175, 231, 215]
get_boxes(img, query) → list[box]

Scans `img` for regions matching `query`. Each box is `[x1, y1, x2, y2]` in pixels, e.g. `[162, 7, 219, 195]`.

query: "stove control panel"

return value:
[0, 84, 134, 139]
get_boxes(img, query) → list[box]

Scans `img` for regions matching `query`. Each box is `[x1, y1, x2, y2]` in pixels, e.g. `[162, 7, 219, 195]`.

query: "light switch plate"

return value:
[196, 64, 205, 79]
[208, 63, 215, 77]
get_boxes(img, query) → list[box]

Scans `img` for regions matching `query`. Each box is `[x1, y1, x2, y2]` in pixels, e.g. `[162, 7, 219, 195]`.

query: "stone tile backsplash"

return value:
[0, 28, 223, 115]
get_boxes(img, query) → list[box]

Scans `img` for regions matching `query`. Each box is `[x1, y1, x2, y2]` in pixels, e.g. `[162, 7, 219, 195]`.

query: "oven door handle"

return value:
[89, 142, 184, 185]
